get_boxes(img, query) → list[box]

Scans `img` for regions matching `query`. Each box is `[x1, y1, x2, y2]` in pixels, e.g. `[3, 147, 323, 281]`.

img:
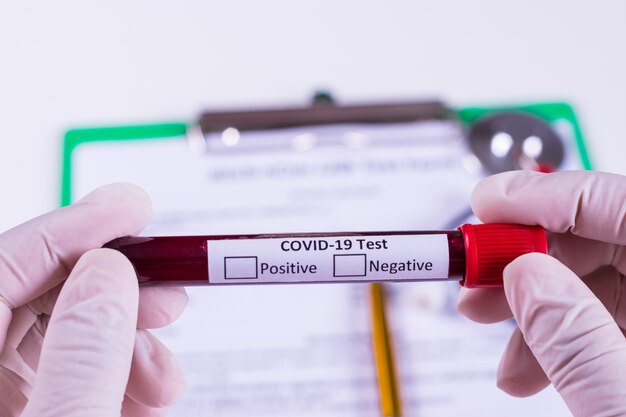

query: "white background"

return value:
[1, 0, 625, 232]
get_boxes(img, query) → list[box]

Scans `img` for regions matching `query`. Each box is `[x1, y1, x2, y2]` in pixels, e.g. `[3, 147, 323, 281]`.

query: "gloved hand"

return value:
[458, 170, 626, 416]
[0, 183, 188, 417]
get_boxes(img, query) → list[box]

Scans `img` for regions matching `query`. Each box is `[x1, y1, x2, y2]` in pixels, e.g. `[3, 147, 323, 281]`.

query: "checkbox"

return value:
[333, 254, 367, 277]
[224, 256, 258, 279]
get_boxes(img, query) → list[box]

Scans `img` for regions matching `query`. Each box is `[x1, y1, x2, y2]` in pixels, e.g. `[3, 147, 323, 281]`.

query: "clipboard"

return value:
[60, 99, 589, 417]
[61, 100, 590, 206]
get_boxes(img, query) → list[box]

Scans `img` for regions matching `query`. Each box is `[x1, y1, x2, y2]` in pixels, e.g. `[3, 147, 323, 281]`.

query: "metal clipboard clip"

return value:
[187, 97, 452, 154]
[187, 95, 566, 173]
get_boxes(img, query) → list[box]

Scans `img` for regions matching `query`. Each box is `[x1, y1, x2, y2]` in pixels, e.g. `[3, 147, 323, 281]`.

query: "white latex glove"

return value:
[0, 183, 189, 417]
[458, 170, 626, 416]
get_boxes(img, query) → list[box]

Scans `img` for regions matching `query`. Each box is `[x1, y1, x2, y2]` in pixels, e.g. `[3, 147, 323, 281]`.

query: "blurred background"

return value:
[1, 0, 625, 231]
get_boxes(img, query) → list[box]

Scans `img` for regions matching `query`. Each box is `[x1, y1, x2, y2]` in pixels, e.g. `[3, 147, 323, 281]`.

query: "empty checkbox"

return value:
[224, 256, 258, 279]
[333, 254, 367, 277]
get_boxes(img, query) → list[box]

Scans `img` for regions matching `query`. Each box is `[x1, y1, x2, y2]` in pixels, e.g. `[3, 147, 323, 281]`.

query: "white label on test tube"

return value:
[207, 234, 449, 284]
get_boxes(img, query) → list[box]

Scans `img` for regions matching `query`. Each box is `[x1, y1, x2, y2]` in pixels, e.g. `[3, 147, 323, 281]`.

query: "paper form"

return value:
[72, 120, 576, 416]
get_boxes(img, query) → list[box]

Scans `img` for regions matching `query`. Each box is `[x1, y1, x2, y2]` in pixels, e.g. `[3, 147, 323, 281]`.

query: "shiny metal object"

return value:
[468, 112, 565, 173]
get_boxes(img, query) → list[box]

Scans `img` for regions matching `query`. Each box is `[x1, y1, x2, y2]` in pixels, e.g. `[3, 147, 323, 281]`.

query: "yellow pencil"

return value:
[369, 282, 402, 417]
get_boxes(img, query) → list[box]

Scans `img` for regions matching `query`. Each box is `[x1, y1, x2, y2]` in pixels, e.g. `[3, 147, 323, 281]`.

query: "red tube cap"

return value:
[458, 224, 548, 288]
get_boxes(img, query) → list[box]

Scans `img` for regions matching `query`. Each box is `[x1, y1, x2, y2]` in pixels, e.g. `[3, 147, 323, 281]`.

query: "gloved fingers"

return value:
[20, 249, 139, 417]
[0, 348, 35, 397]
[455, 232, 617, 324]
[4, 305, 38, 350]
[12, 293, 189, 406]
[2, 285, 62, 362]
[0, 367, 28, 417]
[1, 306, 39, 389]
[504, 252, 626, 416]
[535, 233, 626, 330]
[121, 395, 168, 417]
[7, 286, 187, 368]
[126, 329, 185, 408]
[27, 284, 63, 317]
[4, 317, 47, 392]
[4, 286, 61, 374]
[137, 287, 188, 329]
[0, 301, 11, 352]
[471, 170, 626, 245]
[456, 287, 511, 324]
[579, 266, 626, 331]
[3, 292, 63, 384]
[496, 327, 550, 397]
[16, 319, 45, 374]
[549, 232, 626, 278]
[0, 183, 150, 350]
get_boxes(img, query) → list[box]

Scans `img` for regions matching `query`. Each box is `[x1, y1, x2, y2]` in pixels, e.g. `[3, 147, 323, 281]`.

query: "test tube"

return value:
[104, 223, 546, 288]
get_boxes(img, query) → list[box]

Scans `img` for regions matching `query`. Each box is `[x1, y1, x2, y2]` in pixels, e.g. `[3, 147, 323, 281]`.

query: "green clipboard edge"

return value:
[62, 123, 187, 206]
[61, 102, 592, 207]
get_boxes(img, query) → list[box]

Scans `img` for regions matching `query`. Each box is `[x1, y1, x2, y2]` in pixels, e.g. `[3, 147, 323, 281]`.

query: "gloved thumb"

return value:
[504, 252, 626, 416]
[20, 249, 139, 417]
